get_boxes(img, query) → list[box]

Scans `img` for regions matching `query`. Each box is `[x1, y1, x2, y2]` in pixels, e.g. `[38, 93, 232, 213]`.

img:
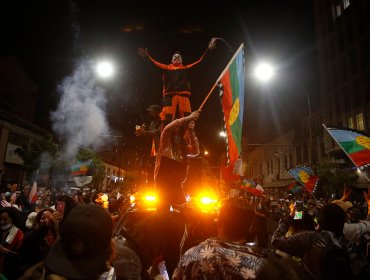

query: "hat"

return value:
[146, 104, 162, 113]
[45, 204, 113, 279]
[331, 200, 353, 212]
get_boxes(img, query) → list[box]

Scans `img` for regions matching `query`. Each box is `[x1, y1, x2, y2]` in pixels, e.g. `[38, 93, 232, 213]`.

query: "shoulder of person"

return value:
[19, 261, 48, 280]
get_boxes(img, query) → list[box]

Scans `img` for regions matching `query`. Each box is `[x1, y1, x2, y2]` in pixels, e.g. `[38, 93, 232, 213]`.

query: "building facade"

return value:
[313, 0, 370, 154]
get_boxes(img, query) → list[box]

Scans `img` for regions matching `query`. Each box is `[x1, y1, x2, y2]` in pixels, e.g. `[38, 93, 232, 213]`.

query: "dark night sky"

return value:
[1, 0, 319, 156]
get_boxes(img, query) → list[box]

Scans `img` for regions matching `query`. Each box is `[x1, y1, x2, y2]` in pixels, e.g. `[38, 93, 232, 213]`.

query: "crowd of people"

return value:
[0, 40, 369, 279]
[0, 178, 369, 279]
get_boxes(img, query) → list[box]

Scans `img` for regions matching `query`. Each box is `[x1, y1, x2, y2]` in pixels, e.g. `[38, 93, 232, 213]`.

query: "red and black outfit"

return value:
[147, 51, 207, 125]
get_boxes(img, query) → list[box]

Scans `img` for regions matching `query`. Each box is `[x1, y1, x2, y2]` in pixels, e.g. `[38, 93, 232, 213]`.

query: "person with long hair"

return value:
[17, 208, 62, 276]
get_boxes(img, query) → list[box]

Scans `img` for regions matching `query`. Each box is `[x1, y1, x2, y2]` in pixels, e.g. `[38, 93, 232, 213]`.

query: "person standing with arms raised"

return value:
[138, 39, 216, 126]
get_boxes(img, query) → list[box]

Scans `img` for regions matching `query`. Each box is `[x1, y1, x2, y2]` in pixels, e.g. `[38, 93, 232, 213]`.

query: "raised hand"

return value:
[138, 47, 148, 58]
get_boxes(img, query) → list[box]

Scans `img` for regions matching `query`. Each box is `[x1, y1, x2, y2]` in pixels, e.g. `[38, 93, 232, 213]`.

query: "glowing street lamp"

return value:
[219, 131, 227, 138]
[254, 61, 313, 163]
[254, 63, 274, 82]
[95, 61, 114, 78]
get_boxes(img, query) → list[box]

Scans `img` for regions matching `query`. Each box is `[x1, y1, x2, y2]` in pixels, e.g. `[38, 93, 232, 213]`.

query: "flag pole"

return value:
[198, 43, 244, 111]
[323, 124, 370, 182]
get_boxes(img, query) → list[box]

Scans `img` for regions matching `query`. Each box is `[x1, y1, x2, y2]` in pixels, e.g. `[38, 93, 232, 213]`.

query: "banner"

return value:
[74, 176, 93, 187]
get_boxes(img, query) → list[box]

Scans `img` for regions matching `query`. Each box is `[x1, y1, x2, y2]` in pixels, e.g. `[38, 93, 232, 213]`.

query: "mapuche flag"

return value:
[288, 166, 319, 193]
[71, 160, 92, 176]
[219, 44, 245, 167]
[324, 126, 370, 169]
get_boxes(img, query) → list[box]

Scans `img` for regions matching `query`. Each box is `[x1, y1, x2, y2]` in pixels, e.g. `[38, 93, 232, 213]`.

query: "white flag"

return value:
[233, 158, 244, 176]
[74, 176, 93, 187]
[29, 181, 37, 202]
[256, 184, 265, 193]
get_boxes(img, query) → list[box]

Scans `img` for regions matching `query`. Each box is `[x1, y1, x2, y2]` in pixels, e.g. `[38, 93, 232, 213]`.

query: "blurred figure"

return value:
[256, 255, 310, 280]
[172, 198, 266, 279]
[135, 104, 162, 184]
[17, 208, 62, 277]
[306, 198, 319, 220]
[25, 199, 43, 230]
[272, 203, 352, 279]
[249, 196, 270, 250]
[0, 207, 24, 279]
[20, 204, 114, 280]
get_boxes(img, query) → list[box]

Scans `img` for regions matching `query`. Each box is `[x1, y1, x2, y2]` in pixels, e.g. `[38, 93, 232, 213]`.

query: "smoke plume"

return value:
[51, 59, 110, 161]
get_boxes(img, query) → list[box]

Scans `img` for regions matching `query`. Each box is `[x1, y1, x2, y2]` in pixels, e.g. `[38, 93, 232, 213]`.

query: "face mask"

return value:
[0, 224, 12, 231]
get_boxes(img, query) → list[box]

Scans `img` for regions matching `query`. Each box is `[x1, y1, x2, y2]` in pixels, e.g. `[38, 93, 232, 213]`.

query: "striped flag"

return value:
[71, 160, 92, 176]
[219, 44, 245, 168]
[240, 179, 264, 196]
[29, 181, 38, 203]
[324, 126, 370, 170]
[288, 166, 319, 193]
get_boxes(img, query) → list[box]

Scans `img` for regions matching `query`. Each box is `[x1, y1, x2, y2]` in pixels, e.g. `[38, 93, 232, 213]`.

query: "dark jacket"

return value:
[272, 216, 352, 279]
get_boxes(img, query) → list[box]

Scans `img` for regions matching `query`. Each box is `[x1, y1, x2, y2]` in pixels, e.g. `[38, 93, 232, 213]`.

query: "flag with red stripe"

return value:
[219, 44, 244, 169]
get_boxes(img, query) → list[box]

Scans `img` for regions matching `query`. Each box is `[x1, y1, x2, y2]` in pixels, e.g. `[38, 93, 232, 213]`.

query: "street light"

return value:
[254, 63, 274, 82]
[219, 131, 227, 138]
[95, 61, 114, 79]
[253, 62, 313, 163]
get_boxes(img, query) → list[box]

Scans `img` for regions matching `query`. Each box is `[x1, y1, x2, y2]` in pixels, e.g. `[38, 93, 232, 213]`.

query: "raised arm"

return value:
[138, 47, 169, 70]
[184, 37, 216, 69]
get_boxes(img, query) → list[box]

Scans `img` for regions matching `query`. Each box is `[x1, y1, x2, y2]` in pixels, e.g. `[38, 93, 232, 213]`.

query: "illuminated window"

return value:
[336, 5, 341, 17]
[270, 160, 274, 173]
[356, 113, 364, 130]
[343, 0, 350, 9]
[348, 116, 354, 129]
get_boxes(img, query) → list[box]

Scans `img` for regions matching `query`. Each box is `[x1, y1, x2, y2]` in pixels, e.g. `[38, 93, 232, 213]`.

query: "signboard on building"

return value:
[5, 143, 24, 165]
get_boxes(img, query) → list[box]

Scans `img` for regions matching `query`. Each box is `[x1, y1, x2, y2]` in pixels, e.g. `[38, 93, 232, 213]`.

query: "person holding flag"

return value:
[135, 104, 162, 184]
[154, 110, 200, 212]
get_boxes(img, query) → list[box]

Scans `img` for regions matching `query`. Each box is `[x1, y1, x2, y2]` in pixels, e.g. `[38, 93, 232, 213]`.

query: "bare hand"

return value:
[50, 211, 63, 223]
[189, 110, 200, 122]
[341, 185, 352, 201]
[0, 244, 11, 254]
[208, 38, 217, 50]
[138, 47, 148, 58]
[135, 126, 144, 136]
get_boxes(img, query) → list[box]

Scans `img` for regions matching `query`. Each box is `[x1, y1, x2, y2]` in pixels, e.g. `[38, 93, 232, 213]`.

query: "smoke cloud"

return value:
[51, 59, 111, 161]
